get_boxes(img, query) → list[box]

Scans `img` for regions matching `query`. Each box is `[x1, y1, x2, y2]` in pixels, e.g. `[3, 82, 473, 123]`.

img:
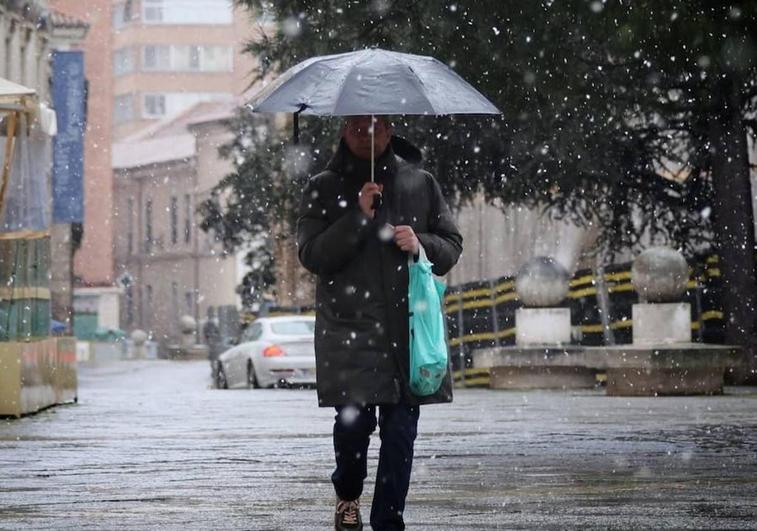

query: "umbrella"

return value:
[247, 48, 501, 183]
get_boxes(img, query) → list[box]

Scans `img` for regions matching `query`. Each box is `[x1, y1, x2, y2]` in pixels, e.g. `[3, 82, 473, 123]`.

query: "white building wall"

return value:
[446, 194, 599, 286]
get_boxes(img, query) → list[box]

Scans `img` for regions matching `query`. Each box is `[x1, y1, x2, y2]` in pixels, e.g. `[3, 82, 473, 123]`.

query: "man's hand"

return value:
[358, 182, 383, 219]
[394, 225, 419, 255]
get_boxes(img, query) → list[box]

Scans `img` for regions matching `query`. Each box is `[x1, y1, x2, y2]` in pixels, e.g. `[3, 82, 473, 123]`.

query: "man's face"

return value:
[342, 116, 393, 160]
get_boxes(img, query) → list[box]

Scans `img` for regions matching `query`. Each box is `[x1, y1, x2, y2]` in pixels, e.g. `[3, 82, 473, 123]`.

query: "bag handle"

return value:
[408, 242, 428, 266]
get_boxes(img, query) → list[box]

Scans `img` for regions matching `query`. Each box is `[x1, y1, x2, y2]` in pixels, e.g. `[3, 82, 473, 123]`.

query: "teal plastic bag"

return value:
[408, 250, 448, 396]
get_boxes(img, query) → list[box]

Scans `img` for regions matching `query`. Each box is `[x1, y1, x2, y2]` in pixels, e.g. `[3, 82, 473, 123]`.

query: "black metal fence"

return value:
[444, 255, 725, 370]
[240, 255, 726, 376]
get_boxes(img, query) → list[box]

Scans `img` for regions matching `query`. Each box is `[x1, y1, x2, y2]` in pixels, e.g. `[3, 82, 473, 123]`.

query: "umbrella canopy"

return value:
[248, 48, 501, 116]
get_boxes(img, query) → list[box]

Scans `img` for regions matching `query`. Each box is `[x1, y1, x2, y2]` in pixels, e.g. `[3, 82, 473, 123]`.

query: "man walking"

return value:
[297, 116, 463, 530]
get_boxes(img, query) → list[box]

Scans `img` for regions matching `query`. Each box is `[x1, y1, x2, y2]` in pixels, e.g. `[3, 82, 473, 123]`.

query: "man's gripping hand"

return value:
[394, 225, 419, 255]
[358, 182, 383, 219]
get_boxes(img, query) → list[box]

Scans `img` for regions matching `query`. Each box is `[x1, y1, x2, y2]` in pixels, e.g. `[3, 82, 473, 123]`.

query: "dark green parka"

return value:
[296, 137, 463, 407]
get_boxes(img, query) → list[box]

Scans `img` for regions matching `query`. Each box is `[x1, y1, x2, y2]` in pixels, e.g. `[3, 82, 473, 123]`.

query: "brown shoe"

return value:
[335, 498, 362, 530]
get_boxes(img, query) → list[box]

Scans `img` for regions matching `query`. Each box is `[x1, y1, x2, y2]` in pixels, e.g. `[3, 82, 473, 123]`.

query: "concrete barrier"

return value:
[0, 337, 77, 417]
[75, 340, 159, 361]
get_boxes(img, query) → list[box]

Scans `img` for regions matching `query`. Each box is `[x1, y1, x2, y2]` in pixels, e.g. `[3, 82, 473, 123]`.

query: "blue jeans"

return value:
[332, 404, 420, 531]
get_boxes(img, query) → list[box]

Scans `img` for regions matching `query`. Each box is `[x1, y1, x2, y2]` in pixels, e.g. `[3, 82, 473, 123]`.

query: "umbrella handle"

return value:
[371, 193, 383, 210]
[371, 114, 375, 183]
[370, 114, 383, 210]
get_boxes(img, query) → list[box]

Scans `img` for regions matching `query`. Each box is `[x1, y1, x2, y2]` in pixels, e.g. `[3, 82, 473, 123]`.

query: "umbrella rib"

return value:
[254, 55, 350, 114]
[304, 61, 346, 113]
[329, 52, 370, 116]
[287, 61, 340, 114]
[390, 54, 437, 115]
[292, 52, 365, 115]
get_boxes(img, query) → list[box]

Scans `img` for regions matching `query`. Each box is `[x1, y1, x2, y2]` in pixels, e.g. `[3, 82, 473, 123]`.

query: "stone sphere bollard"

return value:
[131, 329, 148, 345]
[516, 256, 570, 307]
[631, 247, 689, 302]
[179, 315, 197, 335]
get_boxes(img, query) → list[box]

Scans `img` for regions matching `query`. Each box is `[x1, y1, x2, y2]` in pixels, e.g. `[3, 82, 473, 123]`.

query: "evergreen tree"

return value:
[205, 0, 757, 354]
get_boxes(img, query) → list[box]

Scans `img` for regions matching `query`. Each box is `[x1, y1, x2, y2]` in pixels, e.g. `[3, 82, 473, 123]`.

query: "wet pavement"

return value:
[1, 360, 756, 530]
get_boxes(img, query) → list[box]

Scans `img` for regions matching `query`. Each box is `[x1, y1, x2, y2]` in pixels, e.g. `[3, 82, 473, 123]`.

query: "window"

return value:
[125, 0, 135, 20]
[143, 45, 170, 71]
[142, 45, 232, 72]
[189, 45, 201, 70]
[170, 45, 201, 71]
[184, 194, 192, 244]
[143, 93, 166, 118]
[144, 199, 153, 253]
[126, 285, 134, 325]
[114, 94, 134, 124]
[243, 323, 263, 342]
[19, 38, 27, 87]
[171, 282, 179, 322]
[142, 0, 232, 25]
[170, 196, 178, 245]
[126, 197, 134, 253]
[143, 0, 164, 23]
[138, 92, 231, 121]
[171, 45, 192, 71]
[270, 321, 316, 336]
[112, 2, 131, 29]
[113, 48, 135, 76]
[145, 285, 153, 327]
[199, 45, 232, 72]
[185, 291, 194, 315]
[4, 36, 11, 79]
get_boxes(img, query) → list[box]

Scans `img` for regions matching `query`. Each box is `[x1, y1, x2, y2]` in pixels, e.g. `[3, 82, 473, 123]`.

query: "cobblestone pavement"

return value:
[1, 360, 756, 530]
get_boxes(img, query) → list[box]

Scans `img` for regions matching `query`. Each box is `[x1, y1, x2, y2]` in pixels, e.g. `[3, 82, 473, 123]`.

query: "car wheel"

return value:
[216, 364, 229, 390]
[247, 360, 260, 389]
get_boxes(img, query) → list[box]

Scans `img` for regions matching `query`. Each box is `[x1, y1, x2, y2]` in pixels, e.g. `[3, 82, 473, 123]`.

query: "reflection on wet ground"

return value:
[1, 360, 756, 530]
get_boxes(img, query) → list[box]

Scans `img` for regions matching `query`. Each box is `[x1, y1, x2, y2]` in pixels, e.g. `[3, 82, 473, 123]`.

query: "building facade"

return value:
[39, 0, 264, 340]
[2, 1, 91, 333]
[0, 1, 54, 102]
[110, 0, 257, 140]
[49, 0, 116, 292]
[112, 102, 245, 350]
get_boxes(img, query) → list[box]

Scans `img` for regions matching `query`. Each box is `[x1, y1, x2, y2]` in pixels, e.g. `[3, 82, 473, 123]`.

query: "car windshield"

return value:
[270, 320, 315, 335]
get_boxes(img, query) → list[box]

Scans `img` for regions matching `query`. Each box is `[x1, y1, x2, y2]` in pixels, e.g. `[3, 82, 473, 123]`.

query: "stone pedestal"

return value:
[472, 344, 742, 395]
[606, 367, 724, 396]
[600, 344, 741, 396]
[131, 343, 147, 360]
[473, 346, 597, 390]
[129, 330, 148, 359]
[632, 303, 691, 344]
[516, 307, 571, 346]
[490, 365, 596, 390]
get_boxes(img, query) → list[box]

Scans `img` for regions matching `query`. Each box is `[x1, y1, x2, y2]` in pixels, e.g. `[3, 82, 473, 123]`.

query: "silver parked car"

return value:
[216, 316, 316, 389]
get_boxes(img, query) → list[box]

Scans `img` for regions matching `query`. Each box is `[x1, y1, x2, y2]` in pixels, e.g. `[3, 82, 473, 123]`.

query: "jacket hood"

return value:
[390, 135, 422, 164]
